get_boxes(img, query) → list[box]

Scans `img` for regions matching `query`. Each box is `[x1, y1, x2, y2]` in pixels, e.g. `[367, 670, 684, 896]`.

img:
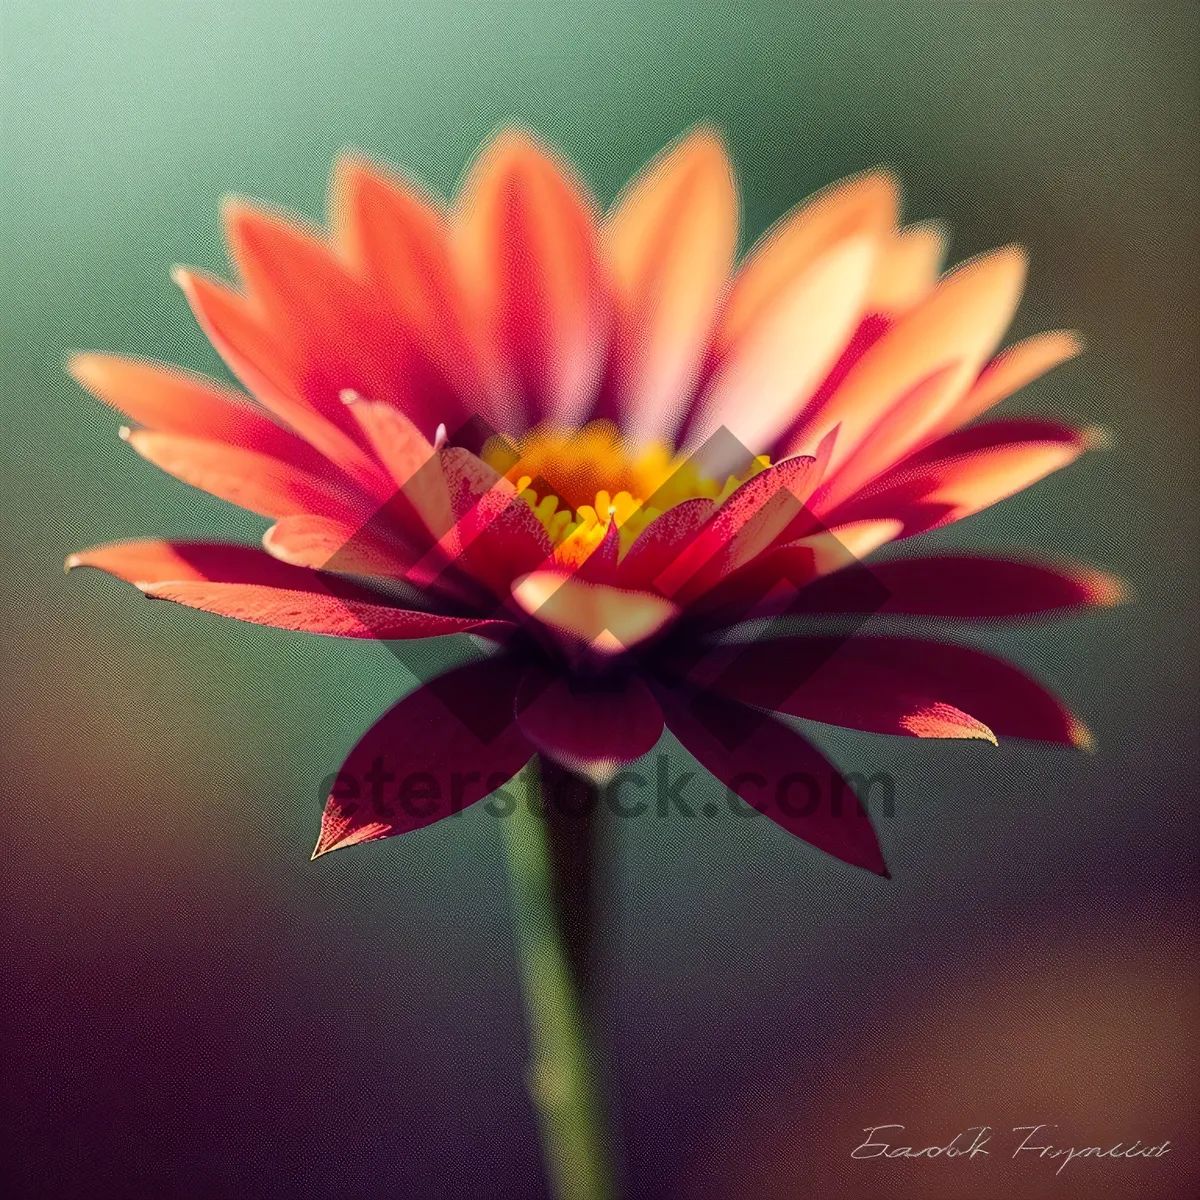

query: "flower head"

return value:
[68, 129, 1120, 875]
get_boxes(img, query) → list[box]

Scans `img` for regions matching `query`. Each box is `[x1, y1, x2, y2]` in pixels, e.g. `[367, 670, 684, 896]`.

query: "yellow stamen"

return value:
[483, 420, 770, 566]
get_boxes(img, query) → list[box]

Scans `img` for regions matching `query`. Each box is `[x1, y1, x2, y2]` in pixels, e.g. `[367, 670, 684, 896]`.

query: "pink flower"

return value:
[68, 130, 1119, 874]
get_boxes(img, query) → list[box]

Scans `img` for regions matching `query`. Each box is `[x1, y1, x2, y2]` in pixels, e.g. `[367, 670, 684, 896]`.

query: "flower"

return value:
[67, 129, 1121, 876]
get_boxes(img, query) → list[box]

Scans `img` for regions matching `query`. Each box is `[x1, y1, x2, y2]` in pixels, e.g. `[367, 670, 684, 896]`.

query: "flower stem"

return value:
[502, 758, 615, 1200]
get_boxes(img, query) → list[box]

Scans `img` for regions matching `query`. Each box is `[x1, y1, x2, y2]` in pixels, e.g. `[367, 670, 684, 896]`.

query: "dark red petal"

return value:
[515, 666, 663, 772]
[617, 497, 716, 590]
[789, 554, 1127, 620]
[313, 656, 534, 855]
[572, 517, 622, 585]
[653, 455, 825, 602]
[683, 635, 1088, 747]
[674, 640, 996, 742]
[687, 518, 903, 627]
[412, 447, 552, 598]
[653, 683, 888, 875]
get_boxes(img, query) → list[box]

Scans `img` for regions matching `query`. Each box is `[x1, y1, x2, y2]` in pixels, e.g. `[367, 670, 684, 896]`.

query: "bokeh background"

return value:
[2, 2, 1197, 1197]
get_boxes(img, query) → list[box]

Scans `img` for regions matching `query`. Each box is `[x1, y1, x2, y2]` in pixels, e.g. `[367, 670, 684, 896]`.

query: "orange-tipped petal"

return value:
[122, 428, 367, 523]
[684, 235, 878, 453]
[718, 169, 899, 351]
[68, 539, 512, 640]
[604, 128, 738, 445]
[922, 442, 1089, 526]
[929, 329, 1084, 440]
[868, 418, 1094, 531]
[222, 200, 446, 426]
[866, 222, 947, 314]
[223, 199, 358, 335]
[333, 155, 484, 421]
[789, 246, 1030, 473]
[695, 635, 1085, 747]
[456, 131, 607, 428]
[174, 268, 394, 499]
[68, 353, 323, 471]
[678, 639, 999, 743]
[263, 515, 360, 568]
[262, 515, 419, 580]
[814, 363, 963, 510]
[340, 391, 434, 487]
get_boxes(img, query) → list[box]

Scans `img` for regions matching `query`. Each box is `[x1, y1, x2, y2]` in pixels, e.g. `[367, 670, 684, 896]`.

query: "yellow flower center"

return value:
[481, 420, 770, 568]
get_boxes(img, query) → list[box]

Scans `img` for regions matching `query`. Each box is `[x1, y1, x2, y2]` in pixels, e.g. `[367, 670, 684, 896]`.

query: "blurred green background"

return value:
[2, 2, 1197, 1197]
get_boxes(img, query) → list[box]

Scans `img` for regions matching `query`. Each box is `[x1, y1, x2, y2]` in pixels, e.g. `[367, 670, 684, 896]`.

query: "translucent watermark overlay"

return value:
[317, 752, 896, 825]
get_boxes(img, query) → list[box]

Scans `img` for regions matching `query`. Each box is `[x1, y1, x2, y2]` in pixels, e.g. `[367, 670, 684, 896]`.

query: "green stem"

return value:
[502, 758, 615, 1200]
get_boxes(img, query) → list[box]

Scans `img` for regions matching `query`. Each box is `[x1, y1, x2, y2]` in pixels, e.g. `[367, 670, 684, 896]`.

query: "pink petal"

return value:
[604, 128, 738, 445]
[865, 222, 946, 314]
[617, 498, 717, 590]
[813, 363, 962, 512]
[407, 447, 552, 598]
[455, 131, 607, 427]
[683, 235, 877, 453]
[717, 170, 898, 351]
[262, 515, 421, 582]
[829, 419, 1096, 534]
[689, 518, 904, 627]
[927, 329, 1083, 441]
[786, 246, 1029, 474]
[653, 454, 827, 602]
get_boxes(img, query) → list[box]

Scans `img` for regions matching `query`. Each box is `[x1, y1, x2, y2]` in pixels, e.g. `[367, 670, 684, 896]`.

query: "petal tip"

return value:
[1082, 425, 1114, 451]
[1070, 718, 1096, 753]
[66, 352, 103, 387]
[1060, 329, 1086, 358]
[169, 265, 194, 292]
[1086, 569, 1133, 608]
